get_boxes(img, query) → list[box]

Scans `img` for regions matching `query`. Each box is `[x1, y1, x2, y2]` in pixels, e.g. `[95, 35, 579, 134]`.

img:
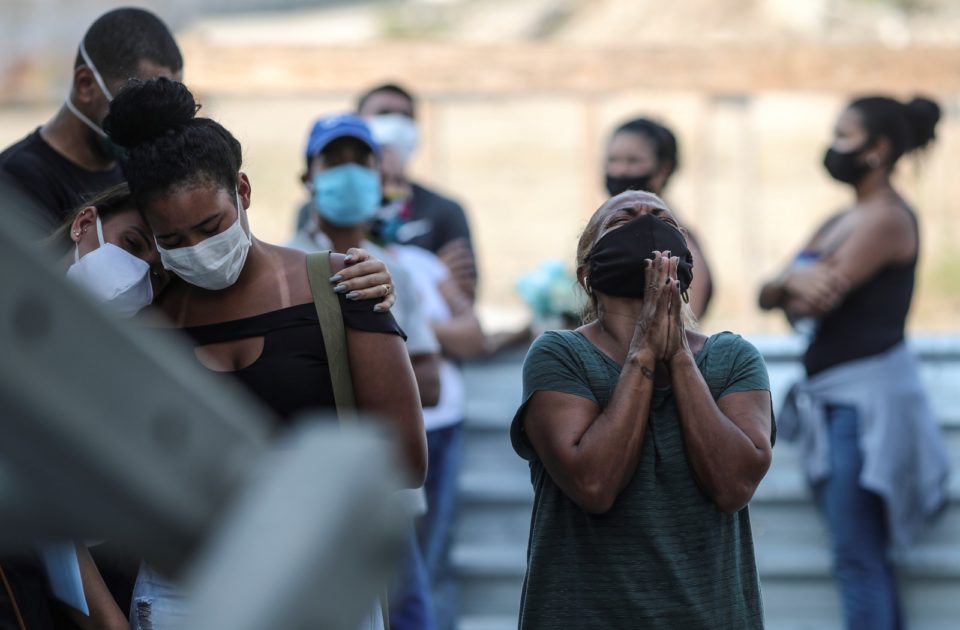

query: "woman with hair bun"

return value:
[102, 78, 426, 630]
[759, 96, 950, 630]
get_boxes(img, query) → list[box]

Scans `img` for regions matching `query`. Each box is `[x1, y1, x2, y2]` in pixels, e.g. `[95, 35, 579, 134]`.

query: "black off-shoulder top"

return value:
[183, 296, 403, 423]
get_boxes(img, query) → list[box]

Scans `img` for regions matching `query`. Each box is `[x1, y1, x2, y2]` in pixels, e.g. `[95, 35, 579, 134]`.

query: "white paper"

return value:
[38, 542, 89, 615]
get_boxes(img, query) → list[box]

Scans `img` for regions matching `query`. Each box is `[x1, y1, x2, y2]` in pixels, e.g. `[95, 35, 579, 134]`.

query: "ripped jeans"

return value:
[128, 563, 186, 630]
[128, 562, 386, 630]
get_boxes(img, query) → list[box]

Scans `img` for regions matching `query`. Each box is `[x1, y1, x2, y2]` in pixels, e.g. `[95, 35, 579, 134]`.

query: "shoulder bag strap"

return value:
[306, 252, 390, 629]
[305, 251, 358, 424]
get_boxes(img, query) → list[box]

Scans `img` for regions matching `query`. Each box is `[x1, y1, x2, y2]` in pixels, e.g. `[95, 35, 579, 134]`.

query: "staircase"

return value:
[454, 336, 960, 630]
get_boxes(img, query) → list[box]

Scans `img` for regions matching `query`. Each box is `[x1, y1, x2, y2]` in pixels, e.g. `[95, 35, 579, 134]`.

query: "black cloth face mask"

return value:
[605, 172, 656, 197]
[823, 140, 873, 184]
[587, 213, 694, 299]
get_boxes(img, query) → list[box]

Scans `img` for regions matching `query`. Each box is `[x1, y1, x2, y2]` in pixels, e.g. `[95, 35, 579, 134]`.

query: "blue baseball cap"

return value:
[305, 113, 381, 161]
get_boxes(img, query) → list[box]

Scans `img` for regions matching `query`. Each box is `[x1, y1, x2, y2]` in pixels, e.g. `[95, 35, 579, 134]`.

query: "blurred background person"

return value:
[759, 95, 950, 630]
[288, 112, 441, 630]
[101, 77, 422, 630]
[370, 128, 485, 630]
[511, 190, 773, 629]
[604, 118, 713, 320]
[295, 82, 478, 300]
[0, 8, 182, 234]
[361, 82, 478, 301]
[290, 113, 442, 413]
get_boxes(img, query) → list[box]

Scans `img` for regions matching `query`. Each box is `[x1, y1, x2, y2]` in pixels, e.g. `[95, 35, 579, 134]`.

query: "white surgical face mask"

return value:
[66, 216, 154, 318]
[367, 114, 419, 164]
[64, 40, 113, 140]
[157, 189, 252, 291]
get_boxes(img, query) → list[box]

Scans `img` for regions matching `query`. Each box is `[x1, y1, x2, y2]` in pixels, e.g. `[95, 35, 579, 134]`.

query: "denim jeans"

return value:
[128, 563, 187, 630]
[388, 532, 436, 630]
[130, 562, 386, 630]
[815, 404, 903, 630]
[418, 423, 464, 630]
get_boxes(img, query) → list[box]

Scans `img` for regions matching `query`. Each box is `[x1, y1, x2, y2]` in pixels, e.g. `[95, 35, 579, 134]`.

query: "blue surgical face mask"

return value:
[312, 164, 382, 227]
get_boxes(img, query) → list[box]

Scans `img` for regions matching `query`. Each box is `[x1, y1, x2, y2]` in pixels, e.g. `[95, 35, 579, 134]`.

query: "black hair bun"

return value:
[103, 77, 199, 150]
[905, 96, 941, 152]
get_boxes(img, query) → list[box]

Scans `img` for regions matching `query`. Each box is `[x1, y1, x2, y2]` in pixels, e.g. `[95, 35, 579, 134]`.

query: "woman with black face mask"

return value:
[603, 118, 713, 319]
[759, 96, 949, 630]
[510, 191, 773, 629]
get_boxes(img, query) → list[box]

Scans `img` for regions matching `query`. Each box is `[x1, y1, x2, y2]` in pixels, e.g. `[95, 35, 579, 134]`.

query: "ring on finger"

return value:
[382, 283, 392, 297]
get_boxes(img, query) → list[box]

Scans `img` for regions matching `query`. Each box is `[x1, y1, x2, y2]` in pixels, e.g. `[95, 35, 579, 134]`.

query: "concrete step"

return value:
[454, 483, 960, 554]
[459, 618, 847, 630]
[460, 423, 960, 496]
[451, 542, 960, 582]
[455, 573, 960, 629]
[458, 616, 515, 630]
[452, 544, 960, 623]
[456, 466, 960, 509]
[459, 595, 960, 630]
[462, 343, 960, 433]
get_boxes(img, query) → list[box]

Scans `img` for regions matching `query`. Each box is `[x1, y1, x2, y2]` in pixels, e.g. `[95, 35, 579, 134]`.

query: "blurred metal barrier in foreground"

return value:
[0, 183, 405, 629]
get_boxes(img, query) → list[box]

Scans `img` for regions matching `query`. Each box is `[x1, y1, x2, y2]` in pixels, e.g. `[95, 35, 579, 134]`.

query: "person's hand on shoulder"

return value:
[332, 247, 397, 312]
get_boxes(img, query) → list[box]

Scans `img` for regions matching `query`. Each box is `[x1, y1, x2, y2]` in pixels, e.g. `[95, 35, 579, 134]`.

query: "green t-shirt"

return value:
[510, 330, 773, 630]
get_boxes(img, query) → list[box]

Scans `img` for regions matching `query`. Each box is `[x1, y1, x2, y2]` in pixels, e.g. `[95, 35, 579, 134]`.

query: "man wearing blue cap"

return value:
[288, 113, 440, 630]
[290, 114, 442, 406]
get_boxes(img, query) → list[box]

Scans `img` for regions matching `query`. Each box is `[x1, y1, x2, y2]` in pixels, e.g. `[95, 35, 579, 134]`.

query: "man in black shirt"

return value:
[0, 8, 183, 234]
[356, 84, 474, 253]
[1, 9, 183, 630]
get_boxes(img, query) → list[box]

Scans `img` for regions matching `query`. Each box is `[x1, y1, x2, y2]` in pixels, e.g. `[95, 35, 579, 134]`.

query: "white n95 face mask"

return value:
[367, 114, 419, 164]
[157, 189, 252, 291]
[66, 216, 154, 318]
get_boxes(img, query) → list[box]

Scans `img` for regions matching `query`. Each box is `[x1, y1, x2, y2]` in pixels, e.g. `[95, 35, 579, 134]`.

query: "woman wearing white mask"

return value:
[44, 183, 159, 630]
[51, 183, 166, 318]
[95, 78, 424, 630]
